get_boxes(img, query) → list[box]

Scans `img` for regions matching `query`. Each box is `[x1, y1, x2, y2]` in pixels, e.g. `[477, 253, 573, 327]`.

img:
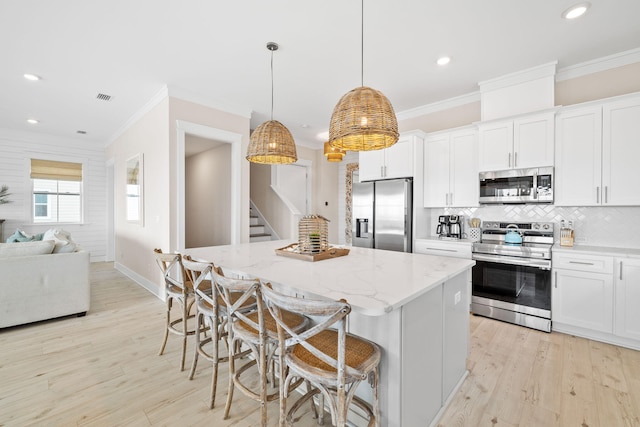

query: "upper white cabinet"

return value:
[478, 112, 555, 172]
[555, 94, 640, 206]
[359, 132, 422, 181]
[423, 128, 478, 208]
[615, 257, 640, 341]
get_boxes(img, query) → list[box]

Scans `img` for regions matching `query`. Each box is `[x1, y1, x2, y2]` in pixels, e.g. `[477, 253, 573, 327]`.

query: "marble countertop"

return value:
[553, 244, 640, 258]
[187, 240, 475, 316]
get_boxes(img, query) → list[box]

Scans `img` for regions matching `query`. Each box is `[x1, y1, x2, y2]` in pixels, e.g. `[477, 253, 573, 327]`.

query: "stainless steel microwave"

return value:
[479, 167, 553, 204]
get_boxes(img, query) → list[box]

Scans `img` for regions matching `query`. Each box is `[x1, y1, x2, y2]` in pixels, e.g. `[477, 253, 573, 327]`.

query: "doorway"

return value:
[184, 135, 230, 248]
[176, 120, 242, 251]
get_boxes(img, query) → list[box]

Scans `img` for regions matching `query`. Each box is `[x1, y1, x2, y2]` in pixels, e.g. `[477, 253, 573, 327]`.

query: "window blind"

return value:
[30, 159, 82, 181]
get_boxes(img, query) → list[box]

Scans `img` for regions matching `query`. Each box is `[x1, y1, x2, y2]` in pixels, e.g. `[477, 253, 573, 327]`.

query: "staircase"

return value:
[250, 208, 272, 242]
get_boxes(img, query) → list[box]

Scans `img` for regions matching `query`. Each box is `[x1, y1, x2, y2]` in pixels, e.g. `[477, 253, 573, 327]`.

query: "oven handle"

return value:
[472, 253, 552, 270]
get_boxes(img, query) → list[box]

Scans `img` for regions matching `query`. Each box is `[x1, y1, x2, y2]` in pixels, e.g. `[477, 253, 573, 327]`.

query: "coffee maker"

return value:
[436, 215, 451, 238]
[449, 215, 463, 239]
[436, 214, 463, 239]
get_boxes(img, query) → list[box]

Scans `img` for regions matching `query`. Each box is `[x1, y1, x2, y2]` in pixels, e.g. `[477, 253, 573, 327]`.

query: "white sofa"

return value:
[0, 240, 90, 328]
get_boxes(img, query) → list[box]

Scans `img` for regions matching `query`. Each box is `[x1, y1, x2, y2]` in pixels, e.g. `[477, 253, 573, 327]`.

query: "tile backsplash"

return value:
[427, 205, 640, 249]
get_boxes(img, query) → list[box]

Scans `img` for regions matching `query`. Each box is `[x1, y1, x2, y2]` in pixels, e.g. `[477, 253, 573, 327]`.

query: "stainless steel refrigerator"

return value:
[352, 172, 412, 252]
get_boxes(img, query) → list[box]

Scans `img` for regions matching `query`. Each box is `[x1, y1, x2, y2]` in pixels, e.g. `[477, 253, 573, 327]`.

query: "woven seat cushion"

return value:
[166, 279, 197, 297]
[237, 308, 306, 336]
[198, 293, 257, 313]
[291, 329, 376, 374]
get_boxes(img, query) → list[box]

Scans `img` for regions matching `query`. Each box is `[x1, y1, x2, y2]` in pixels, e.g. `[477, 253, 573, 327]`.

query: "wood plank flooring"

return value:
[1, 263, 639, 426]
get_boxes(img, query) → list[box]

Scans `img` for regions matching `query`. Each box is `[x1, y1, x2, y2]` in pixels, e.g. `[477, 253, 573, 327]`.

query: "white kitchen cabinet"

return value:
[555, 94, 640, 206]
[552, 252, 614, 333]
[555, 105, 602, 206]
[359, 132, 422, 181]
[423, 128, 478, 207]
[478, 112, 555, 172]
[614, 257, 640, 341]
[602, 97, 640, 205]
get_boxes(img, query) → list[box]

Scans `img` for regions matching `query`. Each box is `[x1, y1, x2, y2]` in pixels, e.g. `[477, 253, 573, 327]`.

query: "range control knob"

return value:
[533, 223, 540, 230]
[543, 224, 550, 230]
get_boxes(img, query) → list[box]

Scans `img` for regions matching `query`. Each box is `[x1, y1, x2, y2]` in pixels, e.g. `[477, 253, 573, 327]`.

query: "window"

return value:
[31, 159, 83, 223]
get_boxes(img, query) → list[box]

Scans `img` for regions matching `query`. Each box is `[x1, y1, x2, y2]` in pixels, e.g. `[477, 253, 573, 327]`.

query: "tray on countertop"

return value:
[275, 243, 349, 262]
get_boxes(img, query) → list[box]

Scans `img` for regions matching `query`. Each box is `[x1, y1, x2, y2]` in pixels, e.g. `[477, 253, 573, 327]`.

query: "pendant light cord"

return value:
[361, 0, 364, 87]
[270, 47, 274, 121]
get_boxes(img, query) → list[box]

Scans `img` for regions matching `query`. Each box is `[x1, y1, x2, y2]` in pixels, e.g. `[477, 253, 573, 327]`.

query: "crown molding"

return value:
[396, 91, 481, 121]
[106, 85, 169, 147]
[167, 85, 252, 119]
[479, 61, 557, 93]
[556, 47, 640, 81]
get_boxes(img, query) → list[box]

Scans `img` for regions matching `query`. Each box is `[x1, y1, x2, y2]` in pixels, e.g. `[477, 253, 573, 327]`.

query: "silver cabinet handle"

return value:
[605, 186, 608, 204]
[554, 271, 557, 288]
[450, 192, 453, 206]
[596, 187, 600, 204]
[568, 261, 594, 265]
[620, 261, 623, 280]
[426, 247, 457, 252]
[514, 152, 518, 167]
[508, 152, 512, 168]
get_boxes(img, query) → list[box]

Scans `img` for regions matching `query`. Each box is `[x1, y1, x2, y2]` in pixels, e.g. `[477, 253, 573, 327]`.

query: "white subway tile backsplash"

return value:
[430, 205, 640, 249]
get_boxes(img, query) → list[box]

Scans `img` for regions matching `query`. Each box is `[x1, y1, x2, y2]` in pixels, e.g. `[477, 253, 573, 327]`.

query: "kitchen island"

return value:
[187, 240, 475, 427]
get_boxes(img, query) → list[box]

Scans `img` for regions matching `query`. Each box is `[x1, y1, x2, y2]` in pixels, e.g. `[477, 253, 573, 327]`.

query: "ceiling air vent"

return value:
[96, 93, 112, 101]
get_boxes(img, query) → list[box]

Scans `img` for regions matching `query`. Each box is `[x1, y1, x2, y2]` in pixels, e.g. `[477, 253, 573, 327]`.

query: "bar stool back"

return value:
[261, 284, 381, 427]
[153, 248, 196, 371]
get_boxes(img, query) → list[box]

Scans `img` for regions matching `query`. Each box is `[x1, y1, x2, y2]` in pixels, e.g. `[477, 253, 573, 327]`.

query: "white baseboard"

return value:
[114, 262, 164, 301]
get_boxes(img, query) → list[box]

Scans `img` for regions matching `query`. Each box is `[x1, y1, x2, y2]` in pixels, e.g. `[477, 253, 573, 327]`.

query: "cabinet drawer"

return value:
[553, 252, 613, 274]
[414, 240, 472, 259]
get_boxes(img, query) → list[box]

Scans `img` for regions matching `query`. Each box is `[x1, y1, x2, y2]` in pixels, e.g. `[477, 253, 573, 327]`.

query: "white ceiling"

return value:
[1, 1, 639, 150]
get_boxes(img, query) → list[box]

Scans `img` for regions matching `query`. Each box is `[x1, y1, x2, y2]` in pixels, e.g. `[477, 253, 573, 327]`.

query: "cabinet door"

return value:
[449, 130, 478, 207]
[359, 150, 384, 181]
[602, 97, 640, 205]
[615, 258, 640, 340]
[384, 137, 414, 179]
[514, 113, 555, 168]
[555, 106, 602, 206]
[423, 134, 450, 207]
[553, 269, 613, 333]
[478, 121, 512, 171]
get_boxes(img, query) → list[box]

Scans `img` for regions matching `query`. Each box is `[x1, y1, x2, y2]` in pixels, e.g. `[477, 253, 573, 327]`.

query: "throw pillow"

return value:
[5, 229, 34, 243]
[43, 228, 76, 253]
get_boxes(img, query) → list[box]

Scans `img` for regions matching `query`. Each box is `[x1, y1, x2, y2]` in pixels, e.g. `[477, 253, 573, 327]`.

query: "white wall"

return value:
[185, 143, 231, 248]
[0, 128, 107, 261]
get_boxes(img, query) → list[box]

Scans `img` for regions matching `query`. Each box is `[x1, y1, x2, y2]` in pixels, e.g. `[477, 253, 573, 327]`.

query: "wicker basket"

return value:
[298, 215, 329, 254]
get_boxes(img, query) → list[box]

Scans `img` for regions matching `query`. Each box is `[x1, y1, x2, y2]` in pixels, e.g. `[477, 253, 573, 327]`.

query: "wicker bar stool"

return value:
[153, 248, 198, 372]
[213, 271, 309, 426]
[261, 284, 381, 427]
[181, 257, 255, 409]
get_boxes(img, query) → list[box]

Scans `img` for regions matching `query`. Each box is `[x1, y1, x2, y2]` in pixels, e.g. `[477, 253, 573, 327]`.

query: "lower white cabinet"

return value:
[552, 249, 640, 350]
[615, 257, 640, 341]
[553, 267, 613, 333]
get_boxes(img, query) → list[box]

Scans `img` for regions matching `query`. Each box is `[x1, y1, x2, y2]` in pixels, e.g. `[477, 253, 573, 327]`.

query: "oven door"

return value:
[471, 258, 551, 318]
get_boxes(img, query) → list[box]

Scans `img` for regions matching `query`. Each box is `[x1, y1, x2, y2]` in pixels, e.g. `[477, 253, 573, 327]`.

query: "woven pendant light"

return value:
[323, 141, 345, 162]
[328, 0, 398, 152]
[247, 42, 297, 164]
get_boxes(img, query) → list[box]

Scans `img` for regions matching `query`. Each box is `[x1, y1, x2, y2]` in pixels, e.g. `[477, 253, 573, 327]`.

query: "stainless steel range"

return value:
[471, 221, 554, 332]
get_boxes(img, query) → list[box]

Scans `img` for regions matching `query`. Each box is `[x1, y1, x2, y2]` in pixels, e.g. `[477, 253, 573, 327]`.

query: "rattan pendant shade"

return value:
[323, 141, 345, 162]
[329, 86, 399, 151]
[246, 42, 297, 165]
[247, 120, 297, 164]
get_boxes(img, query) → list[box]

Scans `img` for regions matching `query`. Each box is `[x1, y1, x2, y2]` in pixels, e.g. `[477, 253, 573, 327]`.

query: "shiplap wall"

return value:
[0, 129, 107, 261]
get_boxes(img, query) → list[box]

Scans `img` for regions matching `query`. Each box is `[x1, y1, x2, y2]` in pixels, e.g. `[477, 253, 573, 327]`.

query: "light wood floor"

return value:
[1, 263, 638, 426]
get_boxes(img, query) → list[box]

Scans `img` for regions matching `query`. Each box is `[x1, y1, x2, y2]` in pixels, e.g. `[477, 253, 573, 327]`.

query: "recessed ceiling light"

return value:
[562, 2, 590, 19]
[301, 124, 310, 128]
[27, 119, 39, 124]
[23, 73, 41, 81]
[437, 56, 451, 66]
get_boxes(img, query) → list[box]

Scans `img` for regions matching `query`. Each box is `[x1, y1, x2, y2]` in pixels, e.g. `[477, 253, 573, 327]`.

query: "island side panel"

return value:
[348, 281, 447, 426]
[443, 270, 471, 400]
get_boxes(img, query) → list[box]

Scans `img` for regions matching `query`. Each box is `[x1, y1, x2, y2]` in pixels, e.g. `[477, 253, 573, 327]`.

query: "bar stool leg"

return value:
[158, 298, 172, 356]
